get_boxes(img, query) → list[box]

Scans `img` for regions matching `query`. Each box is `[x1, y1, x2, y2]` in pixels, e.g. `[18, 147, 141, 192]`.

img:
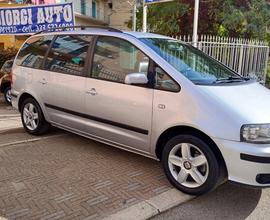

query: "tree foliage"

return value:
[217, 0, 270, 39]
[128, 1, 190, 35]
[130, 0, 270, 40]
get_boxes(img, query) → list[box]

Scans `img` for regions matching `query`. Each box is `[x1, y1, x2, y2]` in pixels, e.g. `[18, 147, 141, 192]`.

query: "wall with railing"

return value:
[174, 35, 269, 83]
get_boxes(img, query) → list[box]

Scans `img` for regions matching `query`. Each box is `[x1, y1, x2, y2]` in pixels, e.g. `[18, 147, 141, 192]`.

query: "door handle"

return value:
[86, 88, 97, 96]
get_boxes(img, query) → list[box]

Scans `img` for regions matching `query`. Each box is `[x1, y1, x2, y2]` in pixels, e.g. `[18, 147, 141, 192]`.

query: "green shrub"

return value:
[0, 48, 18, 68]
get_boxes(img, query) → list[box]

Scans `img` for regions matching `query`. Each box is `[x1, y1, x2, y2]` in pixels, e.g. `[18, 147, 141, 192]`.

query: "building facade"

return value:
[58, 0, 133, 30]
[109, 0, 134, 30]
[67, 0, 110, 26]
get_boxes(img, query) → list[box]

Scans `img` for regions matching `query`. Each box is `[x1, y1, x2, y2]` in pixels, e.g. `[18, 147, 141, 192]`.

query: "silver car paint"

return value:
[45, 72, 86, 131]
[84, 78, 153, 152]
[11, 30, 270, 187]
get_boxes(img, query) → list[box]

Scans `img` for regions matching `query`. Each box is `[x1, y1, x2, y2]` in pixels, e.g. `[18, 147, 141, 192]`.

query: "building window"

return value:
[81, 0, 86, 15]
[92, 0, 96, 18]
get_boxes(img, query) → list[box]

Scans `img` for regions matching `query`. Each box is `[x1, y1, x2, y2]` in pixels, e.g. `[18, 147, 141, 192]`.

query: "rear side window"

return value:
[16, 35, 53, 69]
[44, 35, 93, 76]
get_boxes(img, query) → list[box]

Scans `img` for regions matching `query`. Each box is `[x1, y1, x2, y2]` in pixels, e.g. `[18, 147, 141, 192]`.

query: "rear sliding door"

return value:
[43, 35, 93, 131]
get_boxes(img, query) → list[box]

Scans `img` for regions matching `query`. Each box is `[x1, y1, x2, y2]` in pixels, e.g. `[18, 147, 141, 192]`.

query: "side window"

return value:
[92, 36, 149, 84]
[16, 35, 53, 69]
[45, 35, 93, 76]
[155, 65, 180, 92]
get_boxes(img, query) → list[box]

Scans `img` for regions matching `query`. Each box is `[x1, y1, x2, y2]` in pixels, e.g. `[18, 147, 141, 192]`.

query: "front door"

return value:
[85, 36, 153, 152]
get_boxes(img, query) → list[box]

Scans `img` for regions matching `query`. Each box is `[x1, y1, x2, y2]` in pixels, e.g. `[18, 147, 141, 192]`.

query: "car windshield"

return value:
[140, 38, 245, 85]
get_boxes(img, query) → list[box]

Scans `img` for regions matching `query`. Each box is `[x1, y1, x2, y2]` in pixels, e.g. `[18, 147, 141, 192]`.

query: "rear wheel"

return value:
[162, 135, 221, 195]
[21, 98, 50, 135]
[4, 86, 12, 105]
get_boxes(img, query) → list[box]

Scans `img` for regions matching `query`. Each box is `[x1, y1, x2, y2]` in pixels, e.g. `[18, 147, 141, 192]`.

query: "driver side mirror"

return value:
[125, 73, 148, 85]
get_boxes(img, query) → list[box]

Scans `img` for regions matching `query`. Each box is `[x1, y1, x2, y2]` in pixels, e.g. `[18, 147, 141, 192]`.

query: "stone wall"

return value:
[108, 0, 132, 30]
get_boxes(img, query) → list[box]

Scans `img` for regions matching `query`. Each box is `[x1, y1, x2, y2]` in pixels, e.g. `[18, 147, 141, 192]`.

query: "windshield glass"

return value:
[140, 38, 244, 85]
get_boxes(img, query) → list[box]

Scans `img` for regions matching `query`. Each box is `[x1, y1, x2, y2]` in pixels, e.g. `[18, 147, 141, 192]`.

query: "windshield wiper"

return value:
[214, 76, 245, 84]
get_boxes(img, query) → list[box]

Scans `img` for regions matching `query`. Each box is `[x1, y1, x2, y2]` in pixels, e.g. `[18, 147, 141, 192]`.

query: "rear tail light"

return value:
[9, 71, 13, 85]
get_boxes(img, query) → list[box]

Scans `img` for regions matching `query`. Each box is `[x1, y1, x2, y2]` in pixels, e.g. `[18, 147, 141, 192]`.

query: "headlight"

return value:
[241, 124, 270, 143]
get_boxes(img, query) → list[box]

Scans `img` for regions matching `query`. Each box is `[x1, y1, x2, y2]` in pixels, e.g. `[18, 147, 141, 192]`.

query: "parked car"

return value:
[0, 60, 13, 104]
[0, 60, 13, 78]
[11, 28, 270, 195]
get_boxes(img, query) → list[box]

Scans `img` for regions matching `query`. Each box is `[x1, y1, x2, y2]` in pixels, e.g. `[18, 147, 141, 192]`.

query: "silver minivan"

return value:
[11, 27, 270, 195]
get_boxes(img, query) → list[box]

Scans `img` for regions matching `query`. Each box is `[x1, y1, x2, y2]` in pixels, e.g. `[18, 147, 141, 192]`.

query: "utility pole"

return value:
[142, 4, 147, 32]
[192, 0, 199, 47]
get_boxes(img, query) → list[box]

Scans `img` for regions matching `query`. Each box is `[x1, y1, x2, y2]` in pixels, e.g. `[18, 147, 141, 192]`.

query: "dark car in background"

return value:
[0, 60, 13, 105]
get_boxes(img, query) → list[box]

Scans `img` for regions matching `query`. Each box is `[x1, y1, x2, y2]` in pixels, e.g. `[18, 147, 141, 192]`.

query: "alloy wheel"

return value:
[168, 143, 209, 188]
[23, 103, 39, 131]
[5, 88, 12, 103]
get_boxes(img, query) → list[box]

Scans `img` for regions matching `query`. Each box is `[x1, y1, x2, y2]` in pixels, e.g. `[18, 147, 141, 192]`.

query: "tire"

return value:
[21, 98, 50, 135]
[4, 86, 12, 105]
[162, 134, 221, 195]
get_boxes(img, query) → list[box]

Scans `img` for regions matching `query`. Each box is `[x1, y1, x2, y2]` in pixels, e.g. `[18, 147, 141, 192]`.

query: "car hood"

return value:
[198, 81, 270, 124]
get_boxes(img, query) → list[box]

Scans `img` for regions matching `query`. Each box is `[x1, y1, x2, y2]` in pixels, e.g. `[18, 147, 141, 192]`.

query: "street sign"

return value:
[0, 2, 75, 35]
[144, 0, 175, 5]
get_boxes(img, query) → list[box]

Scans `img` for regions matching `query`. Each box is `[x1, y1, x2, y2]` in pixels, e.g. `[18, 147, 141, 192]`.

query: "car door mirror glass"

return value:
[125, 73, 148, 85]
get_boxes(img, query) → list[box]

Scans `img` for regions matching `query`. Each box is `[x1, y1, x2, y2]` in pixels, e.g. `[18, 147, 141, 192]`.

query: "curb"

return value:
[0, 114, 20, 118]
[0, 116, 22, 132]
[0, 133, 69, 148]
[0, 126, 23, 133]
[0, 124, 23, 133]
[0, 127, 24, 134]
[103, 189, 194, 220]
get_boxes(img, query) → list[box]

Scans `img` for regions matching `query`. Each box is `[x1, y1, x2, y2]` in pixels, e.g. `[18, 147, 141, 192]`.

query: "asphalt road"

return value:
[151, 182, 270, 220]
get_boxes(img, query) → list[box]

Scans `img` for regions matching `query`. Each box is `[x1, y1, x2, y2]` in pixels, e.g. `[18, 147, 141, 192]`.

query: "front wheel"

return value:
[4, 86, 12, 105]
[162, 135, 221, 195]
[21, 98, 50, 135]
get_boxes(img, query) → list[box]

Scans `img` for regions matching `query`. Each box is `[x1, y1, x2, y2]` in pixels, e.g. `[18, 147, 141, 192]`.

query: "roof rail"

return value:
[34, 25, 122, 35]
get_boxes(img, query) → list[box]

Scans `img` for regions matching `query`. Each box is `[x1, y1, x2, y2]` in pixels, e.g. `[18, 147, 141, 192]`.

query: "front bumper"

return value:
[214, 138, 270, 187]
